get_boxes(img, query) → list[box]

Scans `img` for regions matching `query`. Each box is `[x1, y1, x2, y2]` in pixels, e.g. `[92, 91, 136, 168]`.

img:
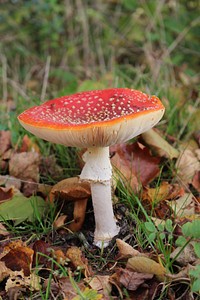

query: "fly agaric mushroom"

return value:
[18, 88, 165, 247]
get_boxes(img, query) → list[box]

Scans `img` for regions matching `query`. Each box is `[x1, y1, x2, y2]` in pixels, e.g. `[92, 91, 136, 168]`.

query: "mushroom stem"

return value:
[80, 147, 119, 247]
[91, 181, 119, 247]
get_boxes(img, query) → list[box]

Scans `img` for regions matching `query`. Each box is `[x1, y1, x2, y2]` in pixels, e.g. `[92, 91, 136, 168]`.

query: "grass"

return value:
[0, 1, 199, 299]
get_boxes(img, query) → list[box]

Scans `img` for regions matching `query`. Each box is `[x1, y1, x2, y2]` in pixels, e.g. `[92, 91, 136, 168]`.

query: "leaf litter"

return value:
[0, 127, 199, 299]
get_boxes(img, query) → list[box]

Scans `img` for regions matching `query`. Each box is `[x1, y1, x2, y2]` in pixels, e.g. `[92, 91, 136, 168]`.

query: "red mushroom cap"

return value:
[18, 88, 165, 147]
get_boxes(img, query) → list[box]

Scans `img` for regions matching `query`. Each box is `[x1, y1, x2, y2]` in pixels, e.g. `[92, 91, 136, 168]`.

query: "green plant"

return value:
[145, 219, 174, 267]
[175, 220, 200, 293]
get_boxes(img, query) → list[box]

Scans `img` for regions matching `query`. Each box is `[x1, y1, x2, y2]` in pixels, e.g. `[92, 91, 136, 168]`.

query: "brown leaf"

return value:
[170, 242, 198, 266]
[0, 223, 10, 236]
[1, 246, 34, 276]
[9, 152, 40, 183]
[53, 215, 67, 229]
[32, 240, 50, 267]
[59, 277, 85, 300]
[0, 186, 14, 202]
[5, 270, 40, 292]
[39, 155, 63, 181]
[176, 149, 200, 185]
[118, 268, 153, 291]
[53, 249, 66, 265]
[66, 246, 92, 277]
[192, 171, 200, 192]
[0, 130, 11, 156]
[0, 175, 22, 190]
[0, 261, 12, 281]
[9, 152, 40, 196]
[111, 142, 161, 191]
[169, 193, 195, 218]
[142, 129, 179, 159]
[19, 135, 40, 153]
[127, 256, 166, 281]
[116, 239, 142, 258]
[142, 182, 184, 203]
[87, 275, 112, 296]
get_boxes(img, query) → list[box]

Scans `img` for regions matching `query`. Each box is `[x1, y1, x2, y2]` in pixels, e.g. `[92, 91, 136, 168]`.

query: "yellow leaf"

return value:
[127, 256, 166, 281]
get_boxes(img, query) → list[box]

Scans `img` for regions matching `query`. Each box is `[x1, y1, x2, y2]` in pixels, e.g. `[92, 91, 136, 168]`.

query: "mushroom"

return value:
[18, 88, 165, 247]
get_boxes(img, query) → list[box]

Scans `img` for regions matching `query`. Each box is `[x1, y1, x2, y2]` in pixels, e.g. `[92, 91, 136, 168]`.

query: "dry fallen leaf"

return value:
[32, 240, 50, 267]
[59, 277, 85, 300]
[142, 129, 179, 159]
[0, 186, 15, 202]
[0, 130, 11, 156]
[170, 242, 198, 266]
[118, 268, 153, 291]
[53, 215, 67, 229]
[127, 256, 166, 281]
[169, 193, 196, 218]
[9, 152, 40, 182]
[1, 245, 34, 276]
[9, 151, 40, 196]
[39, 155, 63, 181]
[5, 270, 41, 292]
[0, 261, 12, 281]
[66, 246, 92, 277]
[116, 239, 141, 258]
[19, 135, 40, 153]
[142, 182, 184, 203]
[111, 142, 161, 191]
[0, 223, 9, 236]
[87, 275, 112, 297]
[0, 175, 22, 190]
[176, 148, 200, 184]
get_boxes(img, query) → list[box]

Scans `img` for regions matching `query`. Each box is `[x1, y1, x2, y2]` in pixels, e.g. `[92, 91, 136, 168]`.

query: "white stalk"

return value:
[91, 181, 119, 247]
[80, 147, 112, 182]
[80, 147, 119, 247]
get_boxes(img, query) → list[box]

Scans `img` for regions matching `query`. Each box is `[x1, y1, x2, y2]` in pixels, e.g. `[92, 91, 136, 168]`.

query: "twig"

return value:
[1, 54, 8, 102]
[41, 56, 51, 102]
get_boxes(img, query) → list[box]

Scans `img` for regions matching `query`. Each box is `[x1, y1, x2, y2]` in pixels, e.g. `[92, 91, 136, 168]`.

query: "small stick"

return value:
[41, 56, 51, 102]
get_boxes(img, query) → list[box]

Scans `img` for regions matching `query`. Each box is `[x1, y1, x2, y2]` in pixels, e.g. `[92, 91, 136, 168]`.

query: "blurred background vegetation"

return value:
[0, 0, 199, 138]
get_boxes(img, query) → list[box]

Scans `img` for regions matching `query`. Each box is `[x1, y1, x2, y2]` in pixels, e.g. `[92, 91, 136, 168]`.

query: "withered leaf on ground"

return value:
[127, 256, 166, 281]
[0, 175, 22, 190]
[170, 242, 198, 266]
[117, 268, 153, 291]
[5, 271, 41, 292]
[0, 223, 9, 236]
[141, 128, 179, 159]
[39, 155, 63, 181]
[116, 239, 142, 258]
[111, 142, 161, 191]
[0, 186, 15, 202]
[9, 151, 40, 195]
[142, 182, 184, 203]
[19, 135, 40, 153]
[32, 240, 51, 267]
[0, 130, 11, 156]
[66, 246, 92, 277]
[0, 261, 12, 281]
[58, 277, 85, 300]
[176, 148, 200, 185]
[1, 245, 34, 276]
[86, 275, 112, 297]
[169, 193, 196, 218]
[9, 151, 40, 182]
